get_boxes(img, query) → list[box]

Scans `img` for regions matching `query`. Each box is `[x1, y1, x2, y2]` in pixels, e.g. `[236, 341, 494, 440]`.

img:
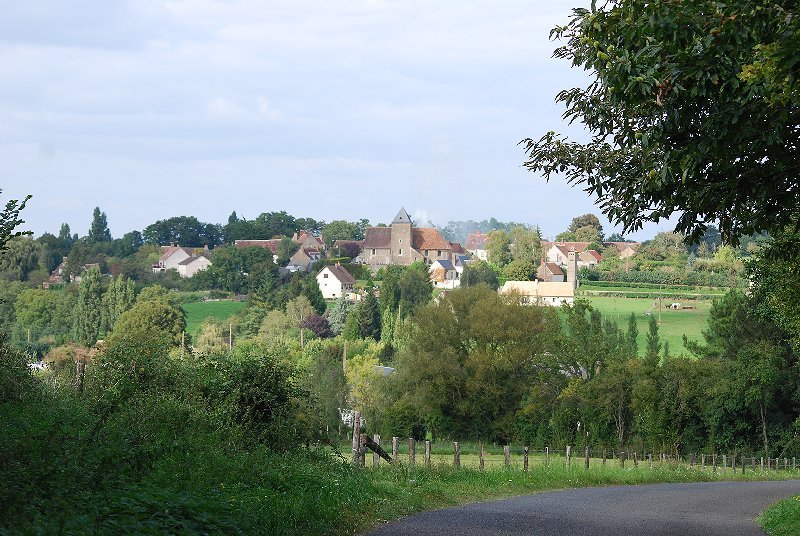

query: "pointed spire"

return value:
[392, 207, 411, 224]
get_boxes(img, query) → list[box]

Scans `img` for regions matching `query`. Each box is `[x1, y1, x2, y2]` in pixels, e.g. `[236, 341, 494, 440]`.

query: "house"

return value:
[43, 257, 67, 288]
[537, 260, 565, 282]
[358, 208, 452, 269]
[543, 242, 591, 265]
[429, 259, 460, 289]
[153, 245, 194, 273]
[234, 239, 282, 254]
[604, 241, 640, 259]
[293, 230, 326, 251]
[177, 255, 211, 278]
[453, 254, 470, 277]
[499, 280, 575, 307]
[153, 245, 211, 278]
[287, 247, 322, 272]
[578, 249, 603, 269]
[465, 232, 489, 261]
[317, 264, 356, 299]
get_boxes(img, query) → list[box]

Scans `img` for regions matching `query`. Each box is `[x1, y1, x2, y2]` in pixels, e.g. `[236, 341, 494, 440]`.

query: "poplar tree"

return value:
[73, 266, 103, 346]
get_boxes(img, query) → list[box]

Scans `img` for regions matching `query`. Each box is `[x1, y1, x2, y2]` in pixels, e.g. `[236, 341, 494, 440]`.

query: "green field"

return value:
[583, 295, 714, 356]
[182, 300, 246, 337]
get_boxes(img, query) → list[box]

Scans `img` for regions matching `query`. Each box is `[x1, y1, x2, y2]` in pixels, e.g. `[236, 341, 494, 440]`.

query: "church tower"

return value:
[390, 207, 413, 264]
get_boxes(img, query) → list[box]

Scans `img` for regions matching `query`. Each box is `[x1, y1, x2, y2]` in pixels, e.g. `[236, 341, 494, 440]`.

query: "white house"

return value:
[316, 264, 356, 299]
[177, 255, 212, 278]
[153, 246, 194, 273]
[499, 280, 575, 307]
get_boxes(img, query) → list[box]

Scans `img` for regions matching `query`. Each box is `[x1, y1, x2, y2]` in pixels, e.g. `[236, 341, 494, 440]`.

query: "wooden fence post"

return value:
[504, 445, 511, 469]
[648, 453, 653, 469]
[408, 438, 415, 468]
[602, 449, 607, 466]
[633, 452, 638, 467]
[425, 440, 431, 469]
[523, 446, 529, 472]
[784, 458, 788, 470]
[690, 454, 695, 468]
[479, 443, 485, 472]
[760, 457, 764, 471]
[751, 457, 756, 472]
[351, 411, 362, 468]
[566, 445, 571, 467]
[723, 454, 727, 472]
[701, 454, 705, 470]
[585, 446, 590, 469]
[620, 450, 625, 468]
[453, 441, 460, 469]
[793, 457, 796, 471]
[392, 437, 399, 464]
[546, 446, 550, 467]
[373, 434, 381, 468]
[712, 454, 717, 472]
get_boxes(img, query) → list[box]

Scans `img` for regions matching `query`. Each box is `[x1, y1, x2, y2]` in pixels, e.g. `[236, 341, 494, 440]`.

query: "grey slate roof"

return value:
[392, 207, 411, 224]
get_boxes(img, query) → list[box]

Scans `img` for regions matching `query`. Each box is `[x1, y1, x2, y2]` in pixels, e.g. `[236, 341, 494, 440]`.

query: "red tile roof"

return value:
[450, 242, 465, 254]
[465, 232, 489, 250]
[412, 228, 450, 251]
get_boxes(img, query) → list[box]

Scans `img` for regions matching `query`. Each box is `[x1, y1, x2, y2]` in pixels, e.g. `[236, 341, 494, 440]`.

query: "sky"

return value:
[1, 0, 676, 242]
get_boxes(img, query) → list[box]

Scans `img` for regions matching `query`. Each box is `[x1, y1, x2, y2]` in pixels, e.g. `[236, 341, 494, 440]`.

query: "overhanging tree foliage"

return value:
[523, 1, 800, 244]
[0, 191, 31, 251]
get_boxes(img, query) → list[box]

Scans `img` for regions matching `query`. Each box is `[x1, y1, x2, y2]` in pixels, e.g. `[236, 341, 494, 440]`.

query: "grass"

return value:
[759, 495, 800, 536]
[579, 281, 728, 298]
[182, 300, 246, 337]
[581, 295, 713, 355]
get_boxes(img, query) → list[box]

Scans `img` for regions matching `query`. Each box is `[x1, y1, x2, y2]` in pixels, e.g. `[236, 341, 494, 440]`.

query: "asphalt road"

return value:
[365, 481, 800, 536]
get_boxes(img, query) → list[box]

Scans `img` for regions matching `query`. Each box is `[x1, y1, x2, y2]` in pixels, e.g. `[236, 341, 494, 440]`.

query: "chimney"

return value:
[567, 248, 578, 289]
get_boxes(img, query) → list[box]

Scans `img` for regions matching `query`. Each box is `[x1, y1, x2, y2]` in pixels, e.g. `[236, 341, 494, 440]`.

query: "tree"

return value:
[523, 1, 800, 244]
[509, 225, 542, 262]
[73, 266, 104, 346]
[300, 314, 332, 339]
[286, 295, 315, 347]
[326, 296, 353, 335]
[102, 275, 136, 332]
[503, 259, 536, 281]
[87, 207, 112, 243]
[568, 214, 603, 237]
[397, 262, 433, 319]
[194, 319, 229, 354]
[461, 260, 499, 290]
[357, 291, 381, 340]
[0, 191, 32, 250]
[0, 237, 40, 281]
[276, 236, 298, 265]
[644, 315, 661, 369]
[322, 220, 362, 249]
[626, 313, 638, 357]
[486, 230, 512, 267]
[143, 216, 221, 247]
[110, 290, 186, 347]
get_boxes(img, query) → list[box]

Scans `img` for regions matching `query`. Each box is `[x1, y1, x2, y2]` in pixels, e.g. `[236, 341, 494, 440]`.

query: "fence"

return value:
[349, 412, 798, 473]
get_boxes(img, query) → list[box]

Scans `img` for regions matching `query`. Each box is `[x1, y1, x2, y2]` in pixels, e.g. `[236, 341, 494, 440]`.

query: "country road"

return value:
[365, 481, 800, 536]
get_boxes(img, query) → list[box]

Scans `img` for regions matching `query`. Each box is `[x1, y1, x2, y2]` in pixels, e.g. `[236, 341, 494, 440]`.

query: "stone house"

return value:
[359, 208, 452, 269]
[177, 255, 211, 278]
[537, 260, 565, 282]
[499, 280, 575, 307]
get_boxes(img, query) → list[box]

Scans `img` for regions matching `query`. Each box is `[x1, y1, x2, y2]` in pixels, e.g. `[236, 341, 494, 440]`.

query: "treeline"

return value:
[361, 284, 798, 459]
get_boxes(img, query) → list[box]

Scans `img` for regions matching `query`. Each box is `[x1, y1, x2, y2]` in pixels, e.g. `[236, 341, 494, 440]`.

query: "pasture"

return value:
[182, 300, 246, 337]
[582, 295, 714, 356]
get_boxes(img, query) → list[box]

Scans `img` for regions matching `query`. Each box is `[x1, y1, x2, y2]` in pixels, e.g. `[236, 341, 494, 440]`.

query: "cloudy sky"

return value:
[1, 1, 673, 240]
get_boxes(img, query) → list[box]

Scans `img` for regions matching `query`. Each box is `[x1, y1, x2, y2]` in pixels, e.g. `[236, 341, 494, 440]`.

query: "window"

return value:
[323, 273, 328, 278]
[399, 238, 403, 243]
[437, 250, 441, 256]
[399, 248, 403, 255]
[372, 249, 376, 255]
[425, 250, 429, 256]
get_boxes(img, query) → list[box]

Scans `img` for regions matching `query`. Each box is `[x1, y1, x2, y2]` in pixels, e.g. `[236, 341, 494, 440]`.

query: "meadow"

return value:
[182, 300, 246, 336]
[581, 295, 714, 355]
